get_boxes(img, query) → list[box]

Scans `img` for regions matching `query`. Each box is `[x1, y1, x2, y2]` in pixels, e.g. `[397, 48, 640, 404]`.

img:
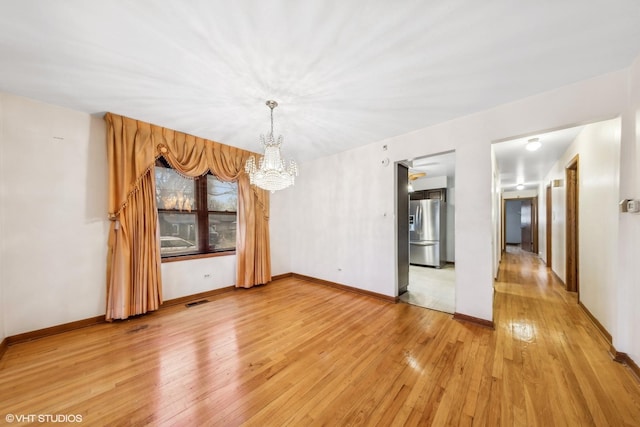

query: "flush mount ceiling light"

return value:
[526, 137, 541, 151]
[516, 184, 525, 190]
[245, 100, 298, 193]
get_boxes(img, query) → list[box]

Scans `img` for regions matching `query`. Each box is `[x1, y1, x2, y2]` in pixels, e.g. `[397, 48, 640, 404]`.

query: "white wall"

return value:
[616, 55, 640, 364]
[446, 185, 456, 262]
[273, 69, 629, 322]
[411, 175, 447, 191]
[503, 190, 538, 199]
[537, 181, 547, 261]
[270, 188, 293, 276]
[161, 256, 236, 300]
[288, 146, 395, 295]
[491, 149, 501, 279]
[541, 119, 621, 333]
[0, 93, 239, 336]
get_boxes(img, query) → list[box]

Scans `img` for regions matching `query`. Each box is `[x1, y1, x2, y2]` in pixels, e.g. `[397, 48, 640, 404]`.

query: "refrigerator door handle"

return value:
[410, 241, 436, 247]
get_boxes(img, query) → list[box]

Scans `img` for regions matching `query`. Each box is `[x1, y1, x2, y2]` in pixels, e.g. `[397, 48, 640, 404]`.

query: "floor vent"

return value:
[185, 299, 210, 308]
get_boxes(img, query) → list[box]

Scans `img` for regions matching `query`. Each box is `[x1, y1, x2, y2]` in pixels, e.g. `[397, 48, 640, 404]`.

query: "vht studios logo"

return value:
[5, 413, 83, 423]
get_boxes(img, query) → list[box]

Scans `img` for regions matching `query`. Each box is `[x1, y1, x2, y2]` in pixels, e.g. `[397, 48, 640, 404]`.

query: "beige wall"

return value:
[0, 93, 109, 336]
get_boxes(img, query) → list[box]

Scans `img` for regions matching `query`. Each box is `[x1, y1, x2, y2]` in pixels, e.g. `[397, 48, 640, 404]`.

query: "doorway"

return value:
[566, 156, 579, 294]
[503, 197, 538, 254]
[397, 151, 456, 314]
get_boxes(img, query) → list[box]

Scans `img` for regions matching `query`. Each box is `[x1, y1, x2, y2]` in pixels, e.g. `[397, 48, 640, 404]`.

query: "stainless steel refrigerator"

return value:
[409, 199, 446, 268]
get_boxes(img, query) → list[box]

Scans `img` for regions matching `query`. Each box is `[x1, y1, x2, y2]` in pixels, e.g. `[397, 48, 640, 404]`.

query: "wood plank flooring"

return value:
[1, 248, 639, 426]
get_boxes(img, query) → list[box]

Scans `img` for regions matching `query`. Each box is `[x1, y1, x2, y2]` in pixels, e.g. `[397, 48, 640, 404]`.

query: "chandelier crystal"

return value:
[245, 100, 298, 193]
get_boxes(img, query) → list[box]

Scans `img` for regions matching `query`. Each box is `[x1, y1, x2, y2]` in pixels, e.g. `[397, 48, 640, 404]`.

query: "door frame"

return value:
[545, 184, 552, 269]
[501, 197, 506, 252]
[531, 197, 538, 254]
[396, 163, 410, 295]
[501, 196, 538, 253]
[566, 155, 579, 295]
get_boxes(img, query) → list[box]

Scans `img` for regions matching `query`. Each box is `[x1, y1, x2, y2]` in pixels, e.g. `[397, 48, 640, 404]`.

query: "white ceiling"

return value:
[493, 126, 584, 191]
[0, 1, 639, 164]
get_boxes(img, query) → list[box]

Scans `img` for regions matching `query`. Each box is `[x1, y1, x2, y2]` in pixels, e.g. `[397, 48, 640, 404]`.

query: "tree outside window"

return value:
[155, 162, 237, 258]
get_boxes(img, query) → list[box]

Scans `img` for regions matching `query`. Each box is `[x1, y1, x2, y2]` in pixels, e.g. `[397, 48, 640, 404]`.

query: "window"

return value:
[155, 159, 238, 258]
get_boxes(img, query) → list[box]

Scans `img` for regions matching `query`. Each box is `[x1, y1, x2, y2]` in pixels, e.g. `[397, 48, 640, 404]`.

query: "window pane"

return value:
[207, 176, 237, 212]
[209, 213, 236, 250]
[155, 167, 196, 211]
[158, 212, 198, 255]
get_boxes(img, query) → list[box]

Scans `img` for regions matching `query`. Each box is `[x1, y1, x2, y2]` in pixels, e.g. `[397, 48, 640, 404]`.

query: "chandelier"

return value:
[245, 100, 298, 193]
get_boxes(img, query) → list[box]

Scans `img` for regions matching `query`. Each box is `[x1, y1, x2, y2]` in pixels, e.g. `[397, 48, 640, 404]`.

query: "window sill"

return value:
[161, 250, 236, 263]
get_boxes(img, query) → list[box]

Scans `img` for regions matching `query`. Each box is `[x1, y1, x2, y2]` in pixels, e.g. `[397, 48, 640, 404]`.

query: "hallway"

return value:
[492, 246, 640, 425]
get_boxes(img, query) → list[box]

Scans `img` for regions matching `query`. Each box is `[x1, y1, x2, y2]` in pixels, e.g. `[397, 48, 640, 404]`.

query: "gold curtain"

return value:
[105, 113, 271, 321]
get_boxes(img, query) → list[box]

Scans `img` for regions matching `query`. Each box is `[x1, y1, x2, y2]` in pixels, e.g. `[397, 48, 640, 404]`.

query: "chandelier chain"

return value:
[270, 104, 274, 136]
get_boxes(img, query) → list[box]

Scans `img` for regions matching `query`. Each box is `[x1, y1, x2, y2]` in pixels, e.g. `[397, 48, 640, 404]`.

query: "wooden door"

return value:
[520, 199, 533, 252]
[566, 156, 579, 294]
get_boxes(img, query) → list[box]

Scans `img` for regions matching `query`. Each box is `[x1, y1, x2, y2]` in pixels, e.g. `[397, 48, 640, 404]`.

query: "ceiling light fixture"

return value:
[516, 184, 525, 190]
[245, 100, 298, 193]
[526, 138, 541, 151]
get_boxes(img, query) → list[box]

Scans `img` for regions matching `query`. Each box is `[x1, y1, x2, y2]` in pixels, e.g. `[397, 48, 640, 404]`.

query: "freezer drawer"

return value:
[410, 240, 442, 268]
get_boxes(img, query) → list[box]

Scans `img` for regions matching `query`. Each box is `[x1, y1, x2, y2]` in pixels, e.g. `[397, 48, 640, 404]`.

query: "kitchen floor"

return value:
[399, 264, 455, 313]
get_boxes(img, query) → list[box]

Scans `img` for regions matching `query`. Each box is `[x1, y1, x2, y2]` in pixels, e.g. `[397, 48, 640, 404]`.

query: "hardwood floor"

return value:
[1, 249, 639, 426]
